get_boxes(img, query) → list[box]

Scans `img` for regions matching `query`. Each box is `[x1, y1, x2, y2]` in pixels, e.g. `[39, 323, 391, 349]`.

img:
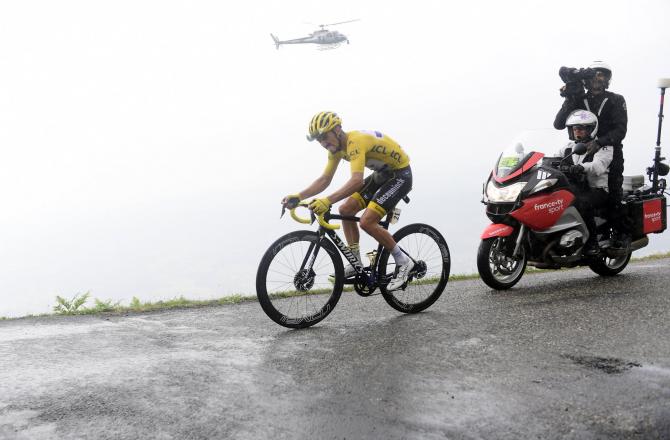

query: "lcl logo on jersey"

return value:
[537, 170, 551, 180]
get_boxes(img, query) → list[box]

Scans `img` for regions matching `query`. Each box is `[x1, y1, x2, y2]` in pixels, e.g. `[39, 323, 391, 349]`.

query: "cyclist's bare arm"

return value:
[325, 172, 364, 204]
[289, 174, 333, 202]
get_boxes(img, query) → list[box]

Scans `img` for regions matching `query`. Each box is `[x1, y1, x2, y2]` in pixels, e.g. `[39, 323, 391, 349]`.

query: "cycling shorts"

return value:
[352, 166, 412, 217]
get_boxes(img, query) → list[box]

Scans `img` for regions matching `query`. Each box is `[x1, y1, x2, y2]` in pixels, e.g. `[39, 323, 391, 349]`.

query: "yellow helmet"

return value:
[307, 111, 342, 141]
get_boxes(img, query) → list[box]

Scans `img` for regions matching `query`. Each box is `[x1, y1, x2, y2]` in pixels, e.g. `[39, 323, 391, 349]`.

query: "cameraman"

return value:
[554, 61, 628, 246]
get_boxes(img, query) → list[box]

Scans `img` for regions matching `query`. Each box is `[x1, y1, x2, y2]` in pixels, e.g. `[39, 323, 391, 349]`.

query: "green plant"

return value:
[130, 296, 142, 309]
[92, 298, 122, 312]
[53, 292, 91, 314]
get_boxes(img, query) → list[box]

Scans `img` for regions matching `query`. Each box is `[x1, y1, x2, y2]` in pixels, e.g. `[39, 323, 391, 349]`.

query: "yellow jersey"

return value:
[323, 130, 410, 176]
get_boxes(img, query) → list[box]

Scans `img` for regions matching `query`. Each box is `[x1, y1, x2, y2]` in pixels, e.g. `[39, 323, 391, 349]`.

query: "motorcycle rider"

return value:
[556, 109, 613, 256]
[281, 111, 414, 291]
[554, 61, 629, 248]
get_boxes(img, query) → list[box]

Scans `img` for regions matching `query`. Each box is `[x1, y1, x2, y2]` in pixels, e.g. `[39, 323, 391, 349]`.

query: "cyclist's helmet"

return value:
[565, 109, 598, 142]
[307, 111, 342, 141]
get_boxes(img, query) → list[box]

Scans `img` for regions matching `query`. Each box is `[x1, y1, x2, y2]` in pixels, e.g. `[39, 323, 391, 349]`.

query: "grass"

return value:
[631, 250, 670, 261]
[50, 293, 258, 316]
[1, 252, 667, 321]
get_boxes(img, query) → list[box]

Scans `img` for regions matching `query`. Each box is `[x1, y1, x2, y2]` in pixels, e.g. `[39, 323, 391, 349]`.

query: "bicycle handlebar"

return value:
[289, 202, 340, 230]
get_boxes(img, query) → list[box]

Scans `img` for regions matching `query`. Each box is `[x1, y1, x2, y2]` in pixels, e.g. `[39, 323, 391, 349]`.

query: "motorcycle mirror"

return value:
[572, 143, 588, 155]
[658, 78, 670, 88]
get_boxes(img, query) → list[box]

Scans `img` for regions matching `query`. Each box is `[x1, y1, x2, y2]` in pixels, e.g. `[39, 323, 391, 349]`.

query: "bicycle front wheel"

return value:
[378, 223, 450, 313]
[256, 231, 344, 328]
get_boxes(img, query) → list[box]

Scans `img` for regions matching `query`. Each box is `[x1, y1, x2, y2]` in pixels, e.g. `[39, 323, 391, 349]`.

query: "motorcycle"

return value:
[477, 81, 670, 290]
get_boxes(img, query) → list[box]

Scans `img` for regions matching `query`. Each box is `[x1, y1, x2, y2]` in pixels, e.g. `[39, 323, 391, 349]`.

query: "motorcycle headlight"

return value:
[486, 181, 527, 203]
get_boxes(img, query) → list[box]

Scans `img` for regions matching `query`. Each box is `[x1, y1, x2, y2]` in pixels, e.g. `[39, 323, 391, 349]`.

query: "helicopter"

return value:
[270, 20, 360, 50]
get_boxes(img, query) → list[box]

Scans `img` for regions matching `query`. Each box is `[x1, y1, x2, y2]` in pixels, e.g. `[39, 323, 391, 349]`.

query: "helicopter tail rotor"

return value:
[270, 33, 280, 49]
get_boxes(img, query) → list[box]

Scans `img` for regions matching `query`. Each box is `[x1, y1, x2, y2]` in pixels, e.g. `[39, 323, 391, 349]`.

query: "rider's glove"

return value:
[282, 194, 302, 209]
[309, 197, 331, 215]
[569, 164, 585, 174]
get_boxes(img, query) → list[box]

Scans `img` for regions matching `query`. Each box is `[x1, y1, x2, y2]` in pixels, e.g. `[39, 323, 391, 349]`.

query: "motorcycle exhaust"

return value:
[605, 236, 649, 258]
[630, 236, 649, 252]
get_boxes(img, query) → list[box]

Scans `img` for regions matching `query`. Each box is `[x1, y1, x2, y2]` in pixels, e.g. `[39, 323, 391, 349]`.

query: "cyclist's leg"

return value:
[359, 166, 413, 289]
[360, 208, 395, 249]
[340, 174, 380, 270]
[340, 196, 364, 248]
[360, 166, 412, 245]
[337, 197, 365, 277]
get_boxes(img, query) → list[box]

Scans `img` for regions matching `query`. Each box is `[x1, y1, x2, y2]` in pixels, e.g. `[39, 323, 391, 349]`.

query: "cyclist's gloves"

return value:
[283, 194, 302, 209]
[309, 197, 331, 215]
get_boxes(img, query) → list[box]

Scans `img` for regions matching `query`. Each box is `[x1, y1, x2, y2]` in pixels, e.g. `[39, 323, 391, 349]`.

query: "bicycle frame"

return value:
[300, 211, 392, 288]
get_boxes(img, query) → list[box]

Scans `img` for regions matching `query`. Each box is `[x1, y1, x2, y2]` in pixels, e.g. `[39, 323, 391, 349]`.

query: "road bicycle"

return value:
[256, 199, 451, 328]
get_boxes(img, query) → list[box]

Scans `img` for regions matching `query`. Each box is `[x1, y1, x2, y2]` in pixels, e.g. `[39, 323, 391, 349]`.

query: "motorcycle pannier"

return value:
[630, 196, 667, 237]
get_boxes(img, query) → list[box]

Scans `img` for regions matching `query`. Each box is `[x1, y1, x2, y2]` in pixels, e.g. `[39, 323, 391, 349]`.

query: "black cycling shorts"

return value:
[352, 166, 412, 217]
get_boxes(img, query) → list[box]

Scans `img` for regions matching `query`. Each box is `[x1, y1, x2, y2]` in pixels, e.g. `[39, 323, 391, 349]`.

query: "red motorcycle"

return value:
[477, 82, 669, 289]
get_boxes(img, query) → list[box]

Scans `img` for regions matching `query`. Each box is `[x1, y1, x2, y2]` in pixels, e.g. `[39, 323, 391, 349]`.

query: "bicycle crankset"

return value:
[353, 270, 377, 297]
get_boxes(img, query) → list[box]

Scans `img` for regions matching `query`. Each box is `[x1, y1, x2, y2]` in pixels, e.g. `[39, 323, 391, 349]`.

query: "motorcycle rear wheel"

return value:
[477, 237, 527, 290]
[587, 252, 631, 276]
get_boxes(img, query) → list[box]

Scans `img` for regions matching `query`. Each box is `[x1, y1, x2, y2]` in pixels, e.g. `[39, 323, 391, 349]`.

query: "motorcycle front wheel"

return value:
[477, 237, 527, 290]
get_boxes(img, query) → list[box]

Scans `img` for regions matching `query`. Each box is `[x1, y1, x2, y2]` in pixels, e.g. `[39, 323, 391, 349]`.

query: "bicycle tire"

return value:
[378, 223, 450, 313]
[256, 230, 344, 328]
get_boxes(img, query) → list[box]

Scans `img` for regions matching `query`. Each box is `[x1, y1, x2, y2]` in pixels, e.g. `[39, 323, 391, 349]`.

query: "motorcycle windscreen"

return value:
[495, 144, 533, 179]
[493, 130, 562, 182]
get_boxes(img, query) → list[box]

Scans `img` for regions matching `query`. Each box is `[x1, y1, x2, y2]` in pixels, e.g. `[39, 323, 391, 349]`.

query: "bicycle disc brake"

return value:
[293, 269, 315, 291]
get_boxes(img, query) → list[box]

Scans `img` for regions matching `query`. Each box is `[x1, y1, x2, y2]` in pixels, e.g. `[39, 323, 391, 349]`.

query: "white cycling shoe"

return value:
[330, 263, 358, 280]
[387, 260, 415, 291]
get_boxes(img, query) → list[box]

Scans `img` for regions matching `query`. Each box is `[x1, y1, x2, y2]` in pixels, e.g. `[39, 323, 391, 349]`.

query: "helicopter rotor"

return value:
[302, 19, 360, 30]
[322, 19, 360, 27]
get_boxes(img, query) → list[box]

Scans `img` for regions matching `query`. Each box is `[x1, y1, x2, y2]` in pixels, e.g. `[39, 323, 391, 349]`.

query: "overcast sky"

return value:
[1, 0, 669, 316]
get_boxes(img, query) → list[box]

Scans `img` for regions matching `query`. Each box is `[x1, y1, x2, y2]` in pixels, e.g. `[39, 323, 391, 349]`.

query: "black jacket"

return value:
[554, 90, 628, 148]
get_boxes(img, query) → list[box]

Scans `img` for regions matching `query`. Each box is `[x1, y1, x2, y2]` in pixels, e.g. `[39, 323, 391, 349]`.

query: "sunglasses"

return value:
[316, 132, 329, 142]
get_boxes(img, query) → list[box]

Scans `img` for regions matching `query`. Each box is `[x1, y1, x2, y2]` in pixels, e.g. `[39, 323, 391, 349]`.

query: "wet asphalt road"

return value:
[1, 258, 669, 440]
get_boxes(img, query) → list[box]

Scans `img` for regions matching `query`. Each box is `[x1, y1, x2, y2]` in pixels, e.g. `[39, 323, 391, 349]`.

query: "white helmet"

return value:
[589, 60, 612, 78]
[565, 109, 598, 142]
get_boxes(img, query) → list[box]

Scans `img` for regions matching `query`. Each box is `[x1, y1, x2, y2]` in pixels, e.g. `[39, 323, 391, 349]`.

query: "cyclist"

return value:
[556, 109, 613, 256]
[282, 111, 413, 291]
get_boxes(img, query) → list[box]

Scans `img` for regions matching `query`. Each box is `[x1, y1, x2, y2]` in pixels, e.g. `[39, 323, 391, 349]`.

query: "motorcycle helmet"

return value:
[588, 60, 612, 90]
[589, 60, 612, 78]
[307, 111, 342, 141]
[565, 109, 598, 142]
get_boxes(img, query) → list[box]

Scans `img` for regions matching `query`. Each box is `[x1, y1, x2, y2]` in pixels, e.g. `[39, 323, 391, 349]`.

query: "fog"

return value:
[1, 0, 669, 317]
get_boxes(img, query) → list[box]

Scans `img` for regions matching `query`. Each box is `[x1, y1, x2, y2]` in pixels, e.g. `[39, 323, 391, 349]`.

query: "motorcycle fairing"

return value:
[510, 189, 575, 230]
[493, 152, 545, 184]
[530, 206, 589, 240]
[480, 223, 514, 239]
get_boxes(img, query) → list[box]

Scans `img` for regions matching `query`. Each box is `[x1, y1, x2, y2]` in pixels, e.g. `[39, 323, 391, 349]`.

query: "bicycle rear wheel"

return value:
[256, 231, 344, 328]
[378, 223, 450, 313]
